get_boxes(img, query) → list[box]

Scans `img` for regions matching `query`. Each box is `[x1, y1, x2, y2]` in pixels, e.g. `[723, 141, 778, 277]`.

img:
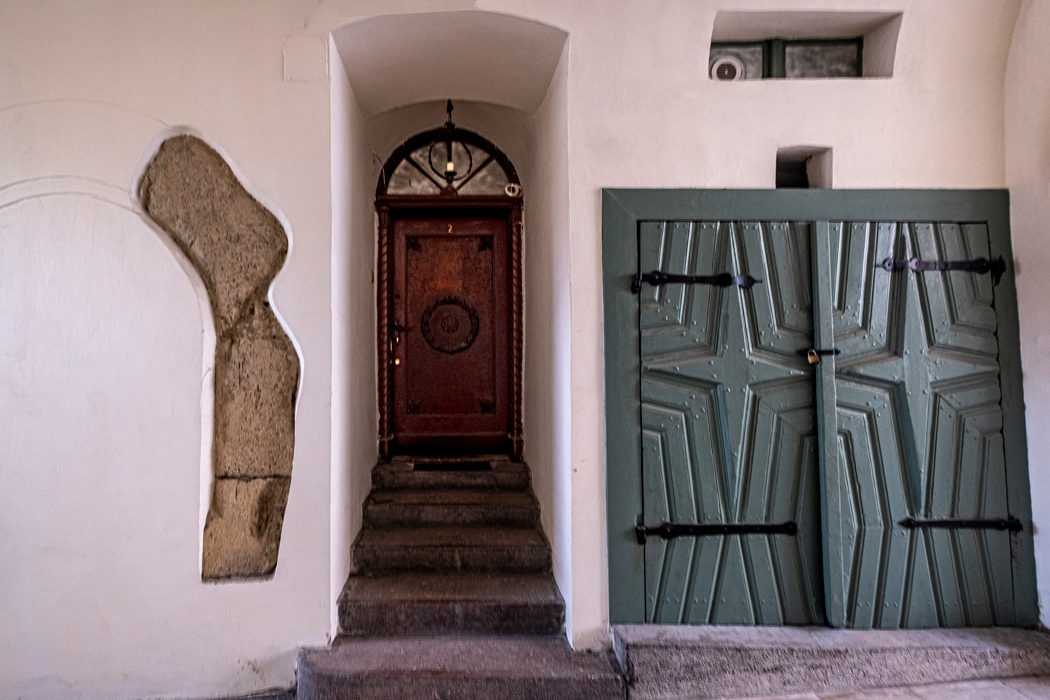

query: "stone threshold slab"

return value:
[612, 625, 1050, 700]
[298, 636, 625, 700]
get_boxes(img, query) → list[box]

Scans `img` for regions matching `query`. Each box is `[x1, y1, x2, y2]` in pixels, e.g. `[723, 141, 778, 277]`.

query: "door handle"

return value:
[391, 322, 412, 345]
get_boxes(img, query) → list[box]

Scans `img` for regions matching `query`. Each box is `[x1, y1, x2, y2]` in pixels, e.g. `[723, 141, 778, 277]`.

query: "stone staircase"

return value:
[297, 457, 625, 700]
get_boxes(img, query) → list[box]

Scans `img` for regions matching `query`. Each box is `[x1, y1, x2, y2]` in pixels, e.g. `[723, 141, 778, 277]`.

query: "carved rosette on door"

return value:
[421, 296, 480, 354]
[375, 119, 523, 459]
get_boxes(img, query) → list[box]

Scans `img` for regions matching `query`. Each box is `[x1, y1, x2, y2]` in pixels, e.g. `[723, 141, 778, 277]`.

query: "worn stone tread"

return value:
[339, 573, 565, 636]
[363, 488, 539, 527]
[373, 460, 530, 491]
[352, 526, 551, 574]
[298, 636, 626, 700]
[613, 625, 1050, 700]
[341, 572, 561, 602]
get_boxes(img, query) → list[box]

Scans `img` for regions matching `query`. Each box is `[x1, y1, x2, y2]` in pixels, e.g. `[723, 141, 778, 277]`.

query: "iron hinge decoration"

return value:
[877, 255, 1006, 285]
[632, 270, 762, 294]
[898, 516, 1022, 532]
[635, 520, 797, 544]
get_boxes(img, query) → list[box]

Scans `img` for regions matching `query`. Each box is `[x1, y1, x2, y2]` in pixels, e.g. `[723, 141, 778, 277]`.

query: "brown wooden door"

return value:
[390, 210, 511, 454]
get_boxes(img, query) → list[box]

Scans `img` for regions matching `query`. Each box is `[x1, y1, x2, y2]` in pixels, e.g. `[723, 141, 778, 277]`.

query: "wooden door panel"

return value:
[604, 189, 1035, 629]
[826, 220, 1015, 627]
[392, 213, 509, 447]
[640, 220, 823, 625]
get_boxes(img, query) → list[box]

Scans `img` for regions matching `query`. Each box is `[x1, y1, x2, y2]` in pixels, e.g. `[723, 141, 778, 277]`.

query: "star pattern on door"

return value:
[639, 220, 823, 625]
[829, 221, 1013, 628]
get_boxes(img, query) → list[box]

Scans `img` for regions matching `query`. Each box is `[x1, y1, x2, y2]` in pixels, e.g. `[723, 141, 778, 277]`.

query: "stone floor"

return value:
[741, 674, 1050, 699]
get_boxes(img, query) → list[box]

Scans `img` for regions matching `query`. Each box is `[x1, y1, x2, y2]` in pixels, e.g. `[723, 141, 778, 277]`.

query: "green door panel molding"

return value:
[818, 219, 1017, 627]
[639, 220, 823, 625]
[603, 189, 1037, 628]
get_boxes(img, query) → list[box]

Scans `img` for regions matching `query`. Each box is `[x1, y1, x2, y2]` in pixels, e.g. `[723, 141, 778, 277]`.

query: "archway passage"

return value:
[376, 109, 524, 461]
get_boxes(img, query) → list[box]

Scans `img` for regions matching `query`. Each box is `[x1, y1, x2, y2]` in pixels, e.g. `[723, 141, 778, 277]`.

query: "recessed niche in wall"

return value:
[776, 147, 832, 189]
[709, 11, 902, 80]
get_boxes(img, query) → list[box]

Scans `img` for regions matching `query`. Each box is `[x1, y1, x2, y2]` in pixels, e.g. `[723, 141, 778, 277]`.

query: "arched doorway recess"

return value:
[375, 103, 524, 461]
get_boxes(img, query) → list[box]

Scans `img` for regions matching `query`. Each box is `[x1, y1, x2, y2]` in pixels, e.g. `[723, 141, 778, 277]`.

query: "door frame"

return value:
[602, 189, 1035, 625]
[377, 195, 524, 461]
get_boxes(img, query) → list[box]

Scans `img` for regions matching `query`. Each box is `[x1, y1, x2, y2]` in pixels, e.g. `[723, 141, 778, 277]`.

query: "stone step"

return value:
[372, 460, 531, 491]
[362, 489, 539, 528]
[612, 624, 1050, 699]
[297, 636, 626, 700]
[338, 573, 565, 636]
[352, 526, 552, 574]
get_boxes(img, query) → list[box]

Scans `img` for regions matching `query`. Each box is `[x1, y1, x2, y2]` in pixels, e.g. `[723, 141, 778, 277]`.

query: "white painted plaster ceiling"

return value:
[332, 10, 568, 117]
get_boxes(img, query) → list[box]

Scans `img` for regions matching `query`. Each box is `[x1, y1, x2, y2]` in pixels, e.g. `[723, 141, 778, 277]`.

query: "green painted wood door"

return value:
[815, 220, 1017, 628]
[639, 220, 824, 624]
[608, 190, 1036, 629]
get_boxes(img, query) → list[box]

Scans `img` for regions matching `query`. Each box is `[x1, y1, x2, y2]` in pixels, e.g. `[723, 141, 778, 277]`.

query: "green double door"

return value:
[606, 191, 1036, 629]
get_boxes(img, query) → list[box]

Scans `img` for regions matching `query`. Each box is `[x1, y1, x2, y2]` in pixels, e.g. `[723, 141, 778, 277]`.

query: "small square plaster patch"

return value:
[284, 35, 328, 82]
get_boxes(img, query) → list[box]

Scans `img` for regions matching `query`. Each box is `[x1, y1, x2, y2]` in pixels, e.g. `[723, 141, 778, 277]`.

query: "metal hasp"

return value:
[800, 347, 840, 365]
[899, 516, 1023, 532]
[635, 520, 798, 544]
[877, 255, 1007, 285]
[632, 270, 762, 294]
[798, 348, 840, 357]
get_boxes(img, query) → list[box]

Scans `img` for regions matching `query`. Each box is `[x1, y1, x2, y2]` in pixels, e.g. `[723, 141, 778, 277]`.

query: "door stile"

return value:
[986, 202, 1039, 625]
[377, 205, 393, 460]
[812, 221, 846, 627]
[510, 204, 524, 460]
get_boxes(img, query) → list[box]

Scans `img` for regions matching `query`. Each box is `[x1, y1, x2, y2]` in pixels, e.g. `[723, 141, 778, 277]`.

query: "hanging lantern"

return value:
[427, 100, 474, 190]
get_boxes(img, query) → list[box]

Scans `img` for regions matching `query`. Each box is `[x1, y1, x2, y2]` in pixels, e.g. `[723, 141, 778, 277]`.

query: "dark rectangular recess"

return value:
[776, 156, 809, 188]
[711, 38, 862, 79]
[413, 460, 493, 472]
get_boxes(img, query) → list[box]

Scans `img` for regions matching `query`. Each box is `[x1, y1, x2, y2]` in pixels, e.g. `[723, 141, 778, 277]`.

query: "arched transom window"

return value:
[377, 104, 521, 199]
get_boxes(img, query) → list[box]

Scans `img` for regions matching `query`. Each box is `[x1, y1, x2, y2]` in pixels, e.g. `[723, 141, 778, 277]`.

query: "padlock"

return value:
[807, 349, 821, 365]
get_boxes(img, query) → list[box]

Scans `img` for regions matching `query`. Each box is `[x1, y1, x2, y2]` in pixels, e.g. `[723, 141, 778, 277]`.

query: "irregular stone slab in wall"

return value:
[203, 477, 291, 579]
[139, 134, 299, 580]
[216, 299, 298, 478]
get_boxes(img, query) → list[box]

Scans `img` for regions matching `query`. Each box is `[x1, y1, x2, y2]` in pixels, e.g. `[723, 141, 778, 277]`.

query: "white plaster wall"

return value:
[474, 0, 1023, 650]
[1005, 0, 1050, 627]
[0, 0, 1040, 695]
[523, 42, 573, 639]
[329, 40, 377, 639]
[0, 2, 334, 697]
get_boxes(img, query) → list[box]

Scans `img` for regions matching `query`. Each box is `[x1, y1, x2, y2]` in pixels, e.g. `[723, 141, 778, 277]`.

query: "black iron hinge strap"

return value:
[899, 516, 1022, 532]
[877, 256, 1006, 285]
[632, 270, 762, 294]
[636, 520, 797, 544]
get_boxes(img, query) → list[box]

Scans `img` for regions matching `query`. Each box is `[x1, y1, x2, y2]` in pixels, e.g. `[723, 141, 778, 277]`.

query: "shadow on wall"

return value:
[139, 134, 300, 580]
